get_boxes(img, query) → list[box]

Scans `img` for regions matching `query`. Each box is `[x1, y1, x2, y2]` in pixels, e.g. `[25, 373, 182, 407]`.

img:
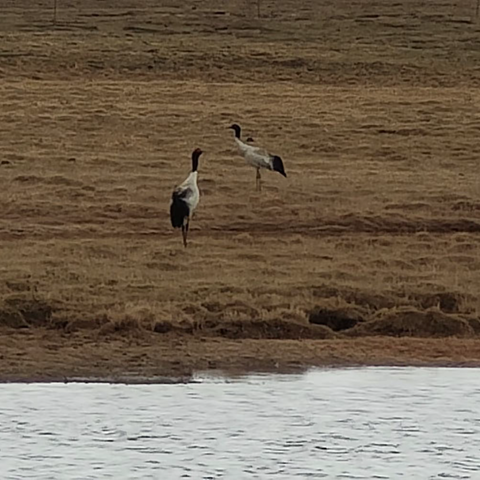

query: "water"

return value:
[1, 367, 480, 479]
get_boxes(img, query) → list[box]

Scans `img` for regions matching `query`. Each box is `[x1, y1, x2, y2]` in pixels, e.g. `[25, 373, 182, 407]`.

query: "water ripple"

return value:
[1, 367, 480, 478]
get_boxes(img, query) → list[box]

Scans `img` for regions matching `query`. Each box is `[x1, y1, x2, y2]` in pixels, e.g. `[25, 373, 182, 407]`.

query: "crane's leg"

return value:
[182, 223, 187, 248]
[183, 218, 190, 248]
[256, 168, 262, 192]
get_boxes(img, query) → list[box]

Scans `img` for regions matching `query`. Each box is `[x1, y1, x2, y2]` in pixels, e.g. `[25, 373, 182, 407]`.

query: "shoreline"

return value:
[2, 329, 480, 383]
[3, 363, 480, 385]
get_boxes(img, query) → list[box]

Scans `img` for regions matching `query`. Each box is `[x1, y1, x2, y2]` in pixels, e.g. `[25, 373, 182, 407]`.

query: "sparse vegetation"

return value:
[1, 0, 480, 379]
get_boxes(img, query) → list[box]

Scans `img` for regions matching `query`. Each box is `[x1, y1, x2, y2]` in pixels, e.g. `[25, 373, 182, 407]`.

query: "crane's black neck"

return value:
[231, 124, 242, 139]
[191, 150, 201, 172]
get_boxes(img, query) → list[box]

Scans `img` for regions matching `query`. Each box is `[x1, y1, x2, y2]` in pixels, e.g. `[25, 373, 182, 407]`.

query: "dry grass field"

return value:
[1, 0, 480, 379]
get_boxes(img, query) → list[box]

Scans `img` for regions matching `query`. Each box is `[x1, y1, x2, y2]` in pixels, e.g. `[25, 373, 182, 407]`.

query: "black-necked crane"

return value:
[228, 123, 286, 191]
[170, 148, 203, 247]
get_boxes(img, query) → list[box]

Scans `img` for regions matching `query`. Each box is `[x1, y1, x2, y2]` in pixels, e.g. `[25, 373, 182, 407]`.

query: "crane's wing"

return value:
[244, 144, 275, 170]
[172, 184, 193, 201]
[172, 181, 199, 211]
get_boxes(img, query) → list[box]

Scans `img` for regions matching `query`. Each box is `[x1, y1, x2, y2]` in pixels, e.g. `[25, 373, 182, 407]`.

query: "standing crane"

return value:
[228, 123, 286, 191]
[170, 148, 203, 247]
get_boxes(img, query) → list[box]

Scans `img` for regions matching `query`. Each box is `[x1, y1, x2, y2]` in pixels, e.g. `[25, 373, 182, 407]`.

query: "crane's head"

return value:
[228, 123, 242, 139]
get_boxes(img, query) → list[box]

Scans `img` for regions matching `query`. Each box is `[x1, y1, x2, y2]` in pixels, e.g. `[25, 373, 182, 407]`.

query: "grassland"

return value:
[1, 0, 480, 380]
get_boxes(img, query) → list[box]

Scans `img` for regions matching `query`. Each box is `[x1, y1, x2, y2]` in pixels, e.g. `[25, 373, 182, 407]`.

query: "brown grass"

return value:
[1, 0, 480, 378]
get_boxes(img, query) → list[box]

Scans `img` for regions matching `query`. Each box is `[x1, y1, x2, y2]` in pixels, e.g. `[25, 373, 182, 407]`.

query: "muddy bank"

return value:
[1, 291, 480, 383]
[2, 329, 480, 383]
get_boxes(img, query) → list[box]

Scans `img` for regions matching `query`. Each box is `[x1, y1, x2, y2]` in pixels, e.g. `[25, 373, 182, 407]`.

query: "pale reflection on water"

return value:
[1, 367, 480, 479]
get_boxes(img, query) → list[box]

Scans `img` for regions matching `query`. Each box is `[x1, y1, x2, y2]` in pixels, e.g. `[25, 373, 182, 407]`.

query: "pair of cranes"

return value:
[170, 124, 287, 247]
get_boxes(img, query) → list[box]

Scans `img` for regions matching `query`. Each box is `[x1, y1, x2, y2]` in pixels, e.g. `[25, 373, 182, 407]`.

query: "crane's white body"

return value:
[172, 171, 199, 220]
[234, 137, 275, 171]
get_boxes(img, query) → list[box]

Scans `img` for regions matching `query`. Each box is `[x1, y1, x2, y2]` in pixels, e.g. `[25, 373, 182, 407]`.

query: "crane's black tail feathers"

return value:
[170, 193, 190, 228]
[271, 156, 287, 177]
